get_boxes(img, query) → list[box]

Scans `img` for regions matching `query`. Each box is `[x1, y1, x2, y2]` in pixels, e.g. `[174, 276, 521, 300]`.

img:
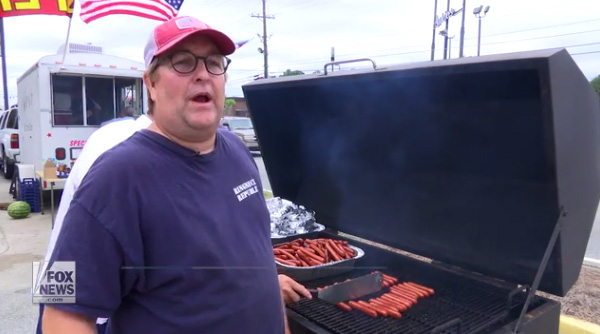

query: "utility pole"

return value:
[0, 18, 8, 110]
[459, 0, 466, 58]
[251, 0, 274, 79]
[431, 0, 438, 61]
[443, 0, 450, 60]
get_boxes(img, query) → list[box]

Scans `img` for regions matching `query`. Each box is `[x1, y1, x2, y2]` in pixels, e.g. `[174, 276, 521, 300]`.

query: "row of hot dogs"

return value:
[273, 238, 357, 267]
[335, 273, 435, 319]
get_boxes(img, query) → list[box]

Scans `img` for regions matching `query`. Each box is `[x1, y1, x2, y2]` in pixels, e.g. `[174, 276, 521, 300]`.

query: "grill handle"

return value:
[323, 58, 378, 75]
[430, 318, 462, 334]
[506, 285, 529, 310]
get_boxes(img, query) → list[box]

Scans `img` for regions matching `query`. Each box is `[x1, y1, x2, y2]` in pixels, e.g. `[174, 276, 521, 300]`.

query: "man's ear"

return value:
[143, 72, 157, 101]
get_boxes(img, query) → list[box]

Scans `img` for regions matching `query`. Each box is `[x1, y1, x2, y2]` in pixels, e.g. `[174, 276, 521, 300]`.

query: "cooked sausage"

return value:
[275, 258, 298, 266]
[325, 242, 342, 262]
[370, 298, 398, 312]
[356, 301, 381, 317]
[391, 285, 421, 299]
[382, 273, 399, 284]
[382, 277, 396, 287]
[389, 289, 419, 304]
[309, 243, 327, 258]
[401, 284, 428, 298]
[334, 240, 349, 246]
[328, 240, 348, 259]
[407, 282, 435, 296]
[381, 294, 412, 309]
[387, 309, 402, 318]
[363, 301, 388, 317]
[298, 248, 325, 263]
[348, 301, 378, 318]
[278, 249, 296, 260]
[389, 289, 418, 304]
[344, 248, 357, 258]
[372, 297, 406, 312]
[337, 302, 352, 312]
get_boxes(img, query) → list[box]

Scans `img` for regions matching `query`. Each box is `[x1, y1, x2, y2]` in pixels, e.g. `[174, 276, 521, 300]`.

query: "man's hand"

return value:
[279, 274, 312, 305]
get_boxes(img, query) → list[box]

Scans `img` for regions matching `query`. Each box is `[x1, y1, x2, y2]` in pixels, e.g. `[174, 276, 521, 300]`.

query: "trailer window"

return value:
[52, 76, 84, 126]
[52, 74, 143, 126]
[85, 77, 114, 125]
[116, 78, 142, 117]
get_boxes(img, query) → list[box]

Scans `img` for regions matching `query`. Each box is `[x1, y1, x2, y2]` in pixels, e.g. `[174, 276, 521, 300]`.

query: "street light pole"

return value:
[477, 16, 482, 56]
[473, 5, 490, 57]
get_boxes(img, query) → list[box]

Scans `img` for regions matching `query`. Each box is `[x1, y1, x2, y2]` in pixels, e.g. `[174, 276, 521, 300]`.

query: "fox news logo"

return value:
[32, 261, 76, 304]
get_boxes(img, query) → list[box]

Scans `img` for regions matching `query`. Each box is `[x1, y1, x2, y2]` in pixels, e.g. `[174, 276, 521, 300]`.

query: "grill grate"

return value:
[289, 269, 536, 334]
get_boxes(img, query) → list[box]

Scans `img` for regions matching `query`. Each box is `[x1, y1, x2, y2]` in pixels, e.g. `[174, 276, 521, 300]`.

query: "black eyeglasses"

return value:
[167, 50, 231, 75]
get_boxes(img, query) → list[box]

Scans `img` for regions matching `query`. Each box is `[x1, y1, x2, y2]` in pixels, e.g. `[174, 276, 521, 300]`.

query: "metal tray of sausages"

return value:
[274, 242, 365, 282]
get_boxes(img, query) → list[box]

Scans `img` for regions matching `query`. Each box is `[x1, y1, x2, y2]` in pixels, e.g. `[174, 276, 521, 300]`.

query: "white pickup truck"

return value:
[0, 105, 19, 179]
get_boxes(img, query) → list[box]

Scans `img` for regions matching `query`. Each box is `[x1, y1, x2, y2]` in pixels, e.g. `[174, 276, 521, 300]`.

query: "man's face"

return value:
[144, 35, 227, 142]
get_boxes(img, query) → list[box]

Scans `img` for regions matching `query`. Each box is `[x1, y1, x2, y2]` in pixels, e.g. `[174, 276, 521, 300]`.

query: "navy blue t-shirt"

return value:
[47, 128, 284, 334]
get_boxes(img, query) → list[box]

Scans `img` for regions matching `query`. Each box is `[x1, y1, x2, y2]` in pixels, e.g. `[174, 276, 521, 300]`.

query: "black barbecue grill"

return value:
[280, 233, 553, 334]
[243, 48, 600, 334]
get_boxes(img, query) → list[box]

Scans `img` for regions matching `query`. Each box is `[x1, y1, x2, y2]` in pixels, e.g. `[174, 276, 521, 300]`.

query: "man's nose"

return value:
[193, 60, 211, 81]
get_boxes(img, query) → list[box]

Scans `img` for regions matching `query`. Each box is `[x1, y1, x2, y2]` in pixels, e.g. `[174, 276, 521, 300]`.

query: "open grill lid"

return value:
[242, 49, 600, 296]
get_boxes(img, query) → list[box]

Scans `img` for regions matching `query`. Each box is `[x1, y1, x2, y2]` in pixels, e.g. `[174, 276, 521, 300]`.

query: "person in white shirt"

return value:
[35, 114, 152, 334]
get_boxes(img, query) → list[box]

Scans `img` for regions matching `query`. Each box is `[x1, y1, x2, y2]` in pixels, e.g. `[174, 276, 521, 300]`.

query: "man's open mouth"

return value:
[192, 93, 212, 103]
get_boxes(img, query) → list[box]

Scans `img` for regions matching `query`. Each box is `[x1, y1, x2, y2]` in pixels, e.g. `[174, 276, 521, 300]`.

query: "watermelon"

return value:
[7, 201, 31, 219]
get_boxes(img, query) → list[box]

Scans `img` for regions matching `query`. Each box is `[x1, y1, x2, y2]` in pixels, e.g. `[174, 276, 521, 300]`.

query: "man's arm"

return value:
[278, 275, 311, 334]
[279, 274, 312, 305]
[42, 306, 97, 334]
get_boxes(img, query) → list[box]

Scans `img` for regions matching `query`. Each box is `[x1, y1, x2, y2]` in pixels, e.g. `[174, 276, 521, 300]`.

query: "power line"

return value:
[481, 18, 600, 39]
[571, 50, 600, 56]
[251, 19, 600, 70]
[267, 27, 600, 70]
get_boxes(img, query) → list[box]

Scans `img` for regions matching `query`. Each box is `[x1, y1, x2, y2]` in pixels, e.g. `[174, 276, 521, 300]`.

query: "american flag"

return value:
[79, 0, 185, 24]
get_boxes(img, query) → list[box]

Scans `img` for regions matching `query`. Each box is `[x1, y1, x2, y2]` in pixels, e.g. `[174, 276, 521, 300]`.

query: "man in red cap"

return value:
[41, 16, 303, 334]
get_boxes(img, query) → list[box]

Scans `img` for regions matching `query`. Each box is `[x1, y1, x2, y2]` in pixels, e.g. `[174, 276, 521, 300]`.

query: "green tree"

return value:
[592, 75, 600, 97]
[280, 69, 305, 77]
[224, 98, 236, 114]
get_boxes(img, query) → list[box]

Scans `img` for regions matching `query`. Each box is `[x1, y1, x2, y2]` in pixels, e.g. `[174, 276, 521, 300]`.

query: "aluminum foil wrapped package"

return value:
[267, 197, 325, 238]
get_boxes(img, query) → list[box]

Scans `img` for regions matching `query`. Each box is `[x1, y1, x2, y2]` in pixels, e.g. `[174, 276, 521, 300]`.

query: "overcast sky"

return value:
[1, 0, 599, 104]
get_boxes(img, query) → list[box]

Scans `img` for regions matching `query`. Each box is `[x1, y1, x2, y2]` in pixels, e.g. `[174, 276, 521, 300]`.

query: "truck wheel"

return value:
[3, 153, 13, 179]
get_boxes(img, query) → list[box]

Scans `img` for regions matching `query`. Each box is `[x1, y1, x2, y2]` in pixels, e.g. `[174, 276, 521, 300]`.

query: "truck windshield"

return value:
[51, 74, 143, 126]
[229, 118, 253, 130]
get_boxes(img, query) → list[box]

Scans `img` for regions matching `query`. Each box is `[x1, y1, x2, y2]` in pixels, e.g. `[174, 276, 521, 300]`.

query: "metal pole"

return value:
[443, 0, 450, 60]
[459, 0, 466, 57]
[431, 0, 438, 61]
[477, 17, 482, 56]
[61, 17, 73, 66]
[0, 18, 8, 110]
[331, 47, 335, 72]
[448, 38, 452, 59]
[262, 0, 268, 79]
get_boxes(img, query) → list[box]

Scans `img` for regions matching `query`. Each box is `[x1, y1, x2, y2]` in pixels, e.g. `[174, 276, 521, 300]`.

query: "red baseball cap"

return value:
[144, 16, 236, 68]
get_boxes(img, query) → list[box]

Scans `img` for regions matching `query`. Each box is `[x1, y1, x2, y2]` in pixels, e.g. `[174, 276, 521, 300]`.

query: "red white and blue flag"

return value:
[235, 39, 250, 49]
[79, 0, 184, 24]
